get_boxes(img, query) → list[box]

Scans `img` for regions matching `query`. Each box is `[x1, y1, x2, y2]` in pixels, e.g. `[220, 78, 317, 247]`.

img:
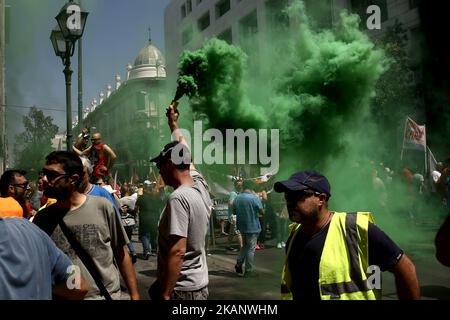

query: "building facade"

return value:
[73, 40, 169, 180]
[164, 0, 423, 78]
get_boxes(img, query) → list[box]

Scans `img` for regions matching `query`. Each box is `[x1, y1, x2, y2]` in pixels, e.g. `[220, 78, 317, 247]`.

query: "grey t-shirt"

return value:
[49, 195, 129, 299]
[157, 170, 212, 291]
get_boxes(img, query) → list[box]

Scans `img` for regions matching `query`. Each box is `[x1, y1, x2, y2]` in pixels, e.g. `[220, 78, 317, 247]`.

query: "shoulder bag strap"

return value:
[58, 220, 113, 300]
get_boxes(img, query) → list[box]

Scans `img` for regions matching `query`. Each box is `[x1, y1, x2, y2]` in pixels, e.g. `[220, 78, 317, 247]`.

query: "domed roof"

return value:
[134, 42, 166, 67]
[129, 42, 166, 80]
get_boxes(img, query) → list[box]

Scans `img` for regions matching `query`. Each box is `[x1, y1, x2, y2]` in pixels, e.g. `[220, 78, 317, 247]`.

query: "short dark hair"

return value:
[0, 169, 27, 196]
[45, 151, 84, 188]
[91, 174, 110, 185]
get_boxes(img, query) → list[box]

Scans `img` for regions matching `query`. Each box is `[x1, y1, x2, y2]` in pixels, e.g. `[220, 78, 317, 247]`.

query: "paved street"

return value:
[126, 219, 450, 300]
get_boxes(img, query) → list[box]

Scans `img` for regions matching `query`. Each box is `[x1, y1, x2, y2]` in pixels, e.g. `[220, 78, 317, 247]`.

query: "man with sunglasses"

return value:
[148, 102, 212, 300]
[275, 170, 420, 300]
[0, 169, 30, 218]
[33, 151, 139, 300]
[73, 132, 117, 177]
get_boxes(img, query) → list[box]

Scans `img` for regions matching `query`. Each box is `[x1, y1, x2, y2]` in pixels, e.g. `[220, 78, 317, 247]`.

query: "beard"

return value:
[289, 206, 320, 224]
[43, 184, 72, 200]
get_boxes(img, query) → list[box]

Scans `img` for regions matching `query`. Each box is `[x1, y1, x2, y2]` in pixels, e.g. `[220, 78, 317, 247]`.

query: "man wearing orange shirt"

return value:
[0, 170, 30, 218]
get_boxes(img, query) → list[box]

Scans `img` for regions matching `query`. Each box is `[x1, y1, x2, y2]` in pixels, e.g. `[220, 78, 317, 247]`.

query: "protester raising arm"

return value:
[166, 102, 196, 171]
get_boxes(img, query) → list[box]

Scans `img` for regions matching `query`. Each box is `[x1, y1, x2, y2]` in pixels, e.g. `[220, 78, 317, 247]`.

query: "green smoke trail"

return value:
[176, 38, 265, 130]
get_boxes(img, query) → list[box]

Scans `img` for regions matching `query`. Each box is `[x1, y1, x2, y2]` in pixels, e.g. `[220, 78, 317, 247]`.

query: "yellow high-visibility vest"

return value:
[281, 212, 381, 300]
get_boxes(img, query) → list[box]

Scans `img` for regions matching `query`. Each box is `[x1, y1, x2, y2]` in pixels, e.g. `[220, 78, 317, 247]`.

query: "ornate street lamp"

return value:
[50, 0, 88, 150]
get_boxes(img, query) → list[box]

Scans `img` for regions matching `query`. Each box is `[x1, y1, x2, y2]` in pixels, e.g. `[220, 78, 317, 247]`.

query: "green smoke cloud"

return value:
[176, 38, 265, 130]
[174, 1, 446, 249]
[269, 7, 387, 168]
[176, 1, 387, 169]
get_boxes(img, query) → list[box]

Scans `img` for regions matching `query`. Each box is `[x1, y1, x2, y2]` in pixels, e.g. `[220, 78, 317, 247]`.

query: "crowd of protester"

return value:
[1, 106, 450, 300]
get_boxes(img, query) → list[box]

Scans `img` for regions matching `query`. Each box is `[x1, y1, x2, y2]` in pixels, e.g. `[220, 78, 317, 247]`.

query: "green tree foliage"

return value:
[13, 107, 59, 178]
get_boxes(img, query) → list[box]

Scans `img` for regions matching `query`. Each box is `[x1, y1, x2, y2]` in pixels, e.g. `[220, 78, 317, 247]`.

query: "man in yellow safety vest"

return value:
[274, 170, 420, 300]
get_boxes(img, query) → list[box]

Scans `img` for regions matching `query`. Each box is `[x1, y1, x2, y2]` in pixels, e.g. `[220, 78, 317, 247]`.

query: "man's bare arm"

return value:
[103, 144, 117, 169]
[52, 275, 88, 300]
[113, 245, 140, 300]
[390, 254, 420, 300]
[72, 145, 91, 157]
[160, 235, 187, 300]
[166, 102, 196, 171]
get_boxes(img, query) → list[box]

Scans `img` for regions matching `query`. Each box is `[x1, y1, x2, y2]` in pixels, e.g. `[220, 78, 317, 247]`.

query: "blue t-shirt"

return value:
[0, 218, 73, 299]
[234, 191, 263, 234]
[88, 184, 121, 219]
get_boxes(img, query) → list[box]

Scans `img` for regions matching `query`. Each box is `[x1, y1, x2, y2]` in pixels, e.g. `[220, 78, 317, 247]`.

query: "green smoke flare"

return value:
[176, 38, 265, 130]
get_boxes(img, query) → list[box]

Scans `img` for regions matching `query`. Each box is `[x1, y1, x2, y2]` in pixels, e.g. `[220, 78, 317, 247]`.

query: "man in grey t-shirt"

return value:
[34, 151, 140, 300]
[149, 102, 212, 300]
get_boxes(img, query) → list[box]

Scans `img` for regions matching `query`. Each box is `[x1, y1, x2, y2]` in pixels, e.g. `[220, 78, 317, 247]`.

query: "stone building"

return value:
[74, 40, 168, 180]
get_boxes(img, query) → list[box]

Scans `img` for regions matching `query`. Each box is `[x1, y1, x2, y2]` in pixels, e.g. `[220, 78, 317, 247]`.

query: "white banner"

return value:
[403, 117, 426, 151]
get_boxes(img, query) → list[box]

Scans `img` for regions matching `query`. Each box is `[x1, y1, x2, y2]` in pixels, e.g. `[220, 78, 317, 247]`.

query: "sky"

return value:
[5, 0, 168, 145]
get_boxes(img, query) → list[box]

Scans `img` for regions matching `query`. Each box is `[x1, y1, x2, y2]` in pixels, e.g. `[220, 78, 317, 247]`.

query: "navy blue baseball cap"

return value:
[274, 170, 331, 198]
[150, 141, 191, 168]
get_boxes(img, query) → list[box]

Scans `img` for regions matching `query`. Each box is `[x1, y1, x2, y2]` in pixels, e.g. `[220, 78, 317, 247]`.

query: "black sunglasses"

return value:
[41, 169, 69, 182]
[285, 190, 321, 203]
[11, 181, 29, 189]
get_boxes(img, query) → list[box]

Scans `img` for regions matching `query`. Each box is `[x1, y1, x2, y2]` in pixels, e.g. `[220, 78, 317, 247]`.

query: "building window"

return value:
[216, 0, 231, 19]
[182, 26, 193, 45]
[351, 0, 388, 23]
[198, 11, 211, 31]
[181, 3, 187, 19]
[149, 101, 158, 117]
[136, 91, 146, 111]
[239, 10, 258, 38]
[187, 0, 192, 14]
[218, 28, 232, 44]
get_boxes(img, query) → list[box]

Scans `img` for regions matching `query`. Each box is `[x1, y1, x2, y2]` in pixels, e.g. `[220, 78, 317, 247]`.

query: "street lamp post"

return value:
[50, 1, 88, 151]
